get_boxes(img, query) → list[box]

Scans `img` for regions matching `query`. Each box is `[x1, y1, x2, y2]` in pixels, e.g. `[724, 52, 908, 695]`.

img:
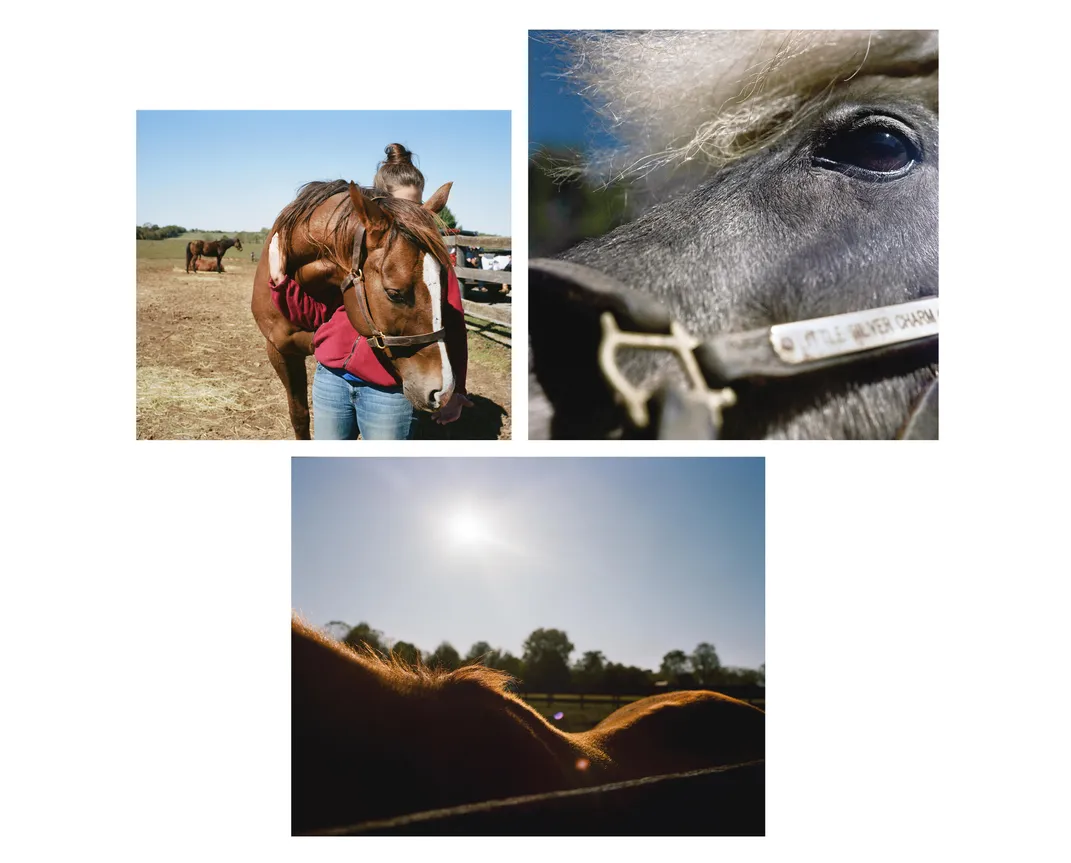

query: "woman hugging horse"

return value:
[251, 144, 471, 439]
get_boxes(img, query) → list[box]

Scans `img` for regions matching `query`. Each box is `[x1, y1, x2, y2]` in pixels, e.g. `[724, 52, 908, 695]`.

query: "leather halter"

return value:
[339, 222, 446, 358]
[530, 258, 939, 440]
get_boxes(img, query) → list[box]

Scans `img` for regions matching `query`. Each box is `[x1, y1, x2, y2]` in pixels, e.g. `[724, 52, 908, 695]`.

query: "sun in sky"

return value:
[435, 495, 532, 562]
[446, 504, 486, 549]
[292, 457, 765, 672]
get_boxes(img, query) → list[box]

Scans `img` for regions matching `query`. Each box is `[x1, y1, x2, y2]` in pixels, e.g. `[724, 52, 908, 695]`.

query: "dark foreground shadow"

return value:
[413, 394, 507, 441]
[311, 761, 764, 836]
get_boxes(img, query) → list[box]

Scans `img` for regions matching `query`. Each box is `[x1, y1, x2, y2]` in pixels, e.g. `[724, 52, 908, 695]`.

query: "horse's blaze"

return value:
[422, 252, 454, 405]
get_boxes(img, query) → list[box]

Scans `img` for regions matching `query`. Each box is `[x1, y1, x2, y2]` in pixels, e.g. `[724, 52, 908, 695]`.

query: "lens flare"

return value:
[575, 758, 590, 771]
[553, 711, 564, 720]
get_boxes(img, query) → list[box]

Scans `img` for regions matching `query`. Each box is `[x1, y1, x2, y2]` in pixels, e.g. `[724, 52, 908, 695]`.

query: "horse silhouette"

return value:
[292, 617, 764, 834]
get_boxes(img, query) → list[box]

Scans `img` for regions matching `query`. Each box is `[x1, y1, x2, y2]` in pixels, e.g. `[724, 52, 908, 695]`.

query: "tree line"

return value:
[136, 223, 187, 240]
[328, 621, 764, 696]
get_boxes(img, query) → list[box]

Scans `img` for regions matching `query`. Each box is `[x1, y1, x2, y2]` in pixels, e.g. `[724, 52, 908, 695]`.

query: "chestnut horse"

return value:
[185, 236, 242, 273]
[251, 180, 457, 439]
[292, 618, 764, 835]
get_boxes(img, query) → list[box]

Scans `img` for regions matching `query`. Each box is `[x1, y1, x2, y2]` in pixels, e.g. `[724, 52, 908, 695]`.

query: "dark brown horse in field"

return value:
[251, 180, 456, 439]
[185, 236, 243, 273]
[293, 617, 764, 835]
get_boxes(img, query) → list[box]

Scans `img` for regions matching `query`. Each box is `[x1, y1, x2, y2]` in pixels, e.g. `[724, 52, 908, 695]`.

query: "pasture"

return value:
[136, 238, 511, 440]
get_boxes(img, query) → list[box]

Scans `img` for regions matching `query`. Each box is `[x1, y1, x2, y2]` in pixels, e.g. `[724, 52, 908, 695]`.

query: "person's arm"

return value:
[267, 232, 337, 330]
[269, 275, 336, 331]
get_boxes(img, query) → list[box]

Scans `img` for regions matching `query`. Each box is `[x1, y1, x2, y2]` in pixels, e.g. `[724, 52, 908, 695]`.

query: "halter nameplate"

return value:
[769, 297, 939, 365]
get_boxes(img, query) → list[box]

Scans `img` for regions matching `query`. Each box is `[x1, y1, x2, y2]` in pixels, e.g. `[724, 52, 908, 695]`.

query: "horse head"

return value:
[531, 31, 938, 439]
[341, 182, 456, 412]
[233, 236, 244, 252]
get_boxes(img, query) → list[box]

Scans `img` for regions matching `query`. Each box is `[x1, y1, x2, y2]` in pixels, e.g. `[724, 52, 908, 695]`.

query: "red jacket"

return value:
[270, 269, 467, 391]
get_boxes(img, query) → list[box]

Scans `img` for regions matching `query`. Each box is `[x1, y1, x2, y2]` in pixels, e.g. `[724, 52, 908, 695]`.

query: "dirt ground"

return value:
[136, 257, 511, 440]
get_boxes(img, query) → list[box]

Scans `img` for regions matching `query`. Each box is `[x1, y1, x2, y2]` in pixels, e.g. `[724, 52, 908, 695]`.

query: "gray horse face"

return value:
[535, 79, 938, 439]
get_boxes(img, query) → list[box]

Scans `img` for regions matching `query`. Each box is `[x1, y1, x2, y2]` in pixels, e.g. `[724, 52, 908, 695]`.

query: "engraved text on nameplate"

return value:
[769, 297, 939, 365]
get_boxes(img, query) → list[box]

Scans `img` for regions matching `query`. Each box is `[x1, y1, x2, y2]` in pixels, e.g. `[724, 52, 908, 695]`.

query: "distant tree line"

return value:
[136, 225, 272, 249]
[137, 223, 187, 240]
[529, 146, 631, 258]
[326, 621, 764, 696]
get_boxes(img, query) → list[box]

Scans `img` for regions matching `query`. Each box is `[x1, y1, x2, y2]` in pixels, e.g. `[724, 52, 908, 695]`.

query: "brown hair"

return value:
[373, 143, 425, 196]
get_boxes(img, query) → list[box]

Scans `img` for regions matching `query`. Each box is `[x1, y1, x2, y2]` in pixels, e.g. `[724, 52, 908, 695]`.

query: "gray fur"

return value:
[529, 31, 939, 439]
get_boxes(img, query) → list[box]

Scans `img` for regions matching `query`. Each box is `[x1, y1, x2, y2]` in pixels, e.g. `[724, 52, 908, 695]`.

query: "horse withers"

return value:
[529, 31, 939, 440]
[251, 180, 459, 439]
[292, 617, 764, 835]
[185, 236, 243, 273]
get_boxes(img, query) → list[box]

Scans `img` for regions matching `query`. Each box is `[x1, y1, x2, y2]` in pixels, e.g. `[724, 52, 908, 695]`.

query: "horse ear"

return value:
[424, 182, 453, 214]
[348, 182, 389, 232]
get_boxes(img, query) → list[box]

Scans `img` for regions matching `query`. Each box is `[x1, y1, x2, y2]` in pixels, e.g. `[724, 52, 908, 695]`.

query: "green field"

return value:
[136, 232, 268, 261]
[523, 696, 641, 732]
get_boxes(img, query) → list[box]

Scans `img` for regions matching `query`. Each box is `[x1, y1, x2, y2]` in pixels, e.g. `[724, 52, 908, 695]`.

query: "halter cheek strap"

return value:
[339, 222, 447, 358]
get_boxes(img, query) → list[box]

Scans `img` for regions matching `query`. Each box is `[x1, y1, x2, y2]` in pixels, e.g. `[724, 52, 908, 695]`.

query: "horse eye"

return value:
[384, 289, 406, 305]
[815, 125, 918, 177]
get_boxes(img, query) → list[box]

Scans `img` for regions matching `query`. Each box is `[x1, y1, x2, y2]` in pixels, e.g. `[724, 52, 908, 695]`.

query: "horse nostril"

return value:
[429, 390, 441, 410]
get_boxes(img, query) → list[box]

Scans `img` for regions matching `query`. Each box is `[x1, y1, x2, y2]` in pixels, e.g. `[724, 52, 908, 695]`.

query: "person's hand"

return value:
[432, 393, 473, 425]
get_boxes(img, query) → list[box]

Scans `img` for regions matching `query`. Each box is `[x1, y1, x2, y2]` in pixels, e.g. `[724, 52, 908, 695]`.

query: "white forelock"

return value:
[548, 30, 938, 184]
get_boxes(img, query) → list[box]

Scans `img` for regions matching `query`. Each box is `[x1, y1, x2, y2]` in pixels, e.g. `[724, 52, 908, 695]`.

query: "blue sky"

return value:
[136, 111, 510, 233]
[529, 33, 617, 153]
[292, 457, 764, 672]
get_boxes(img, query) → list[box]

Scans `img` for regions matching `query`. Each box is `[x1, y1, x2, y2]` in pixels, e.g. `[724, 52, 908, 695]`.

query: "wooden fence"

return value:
[445, 234, 512, 315]
[520, 685, 765, 708]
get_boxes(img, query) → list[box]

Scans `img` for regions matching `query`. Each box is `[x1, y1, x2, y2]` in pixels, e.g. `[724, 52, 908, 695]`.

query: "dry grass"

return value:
[136, 254, 511, 440]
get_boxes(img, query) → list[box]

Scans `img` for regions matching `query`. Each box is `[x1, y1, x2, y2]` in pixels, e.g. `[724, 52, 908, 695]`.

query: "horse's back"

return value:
[581, 690, 764, 777]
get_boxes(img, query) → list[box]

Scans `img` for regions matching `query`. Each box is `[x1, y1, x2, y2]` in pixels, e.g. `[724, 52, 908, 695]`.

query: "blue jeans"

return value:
[312, 363, 415, 440]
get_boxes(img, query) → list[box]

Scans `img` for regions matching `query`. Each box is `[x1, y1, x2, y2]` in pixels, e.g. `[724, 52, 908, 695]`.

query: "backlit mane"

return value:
[273, 180, 451, 276]
[292, 614, 766, 833]
[543, 30, 938, 185]
[293, 616, 518, 697]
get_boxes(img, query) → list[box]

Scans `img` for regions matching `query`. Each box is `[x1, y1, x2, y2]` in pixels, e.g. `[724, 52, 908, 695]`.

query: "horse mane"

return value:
[292, 616, 517, 698]
[274, 179, 451, 276]
[541, 30, 938, 185]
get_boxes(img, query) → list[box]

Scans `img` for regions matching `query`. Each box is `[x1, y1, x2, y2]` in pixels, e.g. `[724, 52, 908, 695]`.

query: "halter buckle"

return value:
[598, 312, 737, 434]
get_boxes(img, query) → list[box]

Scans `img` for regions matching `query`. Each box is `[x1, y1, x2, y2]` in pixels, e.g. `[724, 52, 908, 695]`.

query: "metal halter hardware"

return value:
[339, 222, 446, 357]
[530, 258, 939, 439]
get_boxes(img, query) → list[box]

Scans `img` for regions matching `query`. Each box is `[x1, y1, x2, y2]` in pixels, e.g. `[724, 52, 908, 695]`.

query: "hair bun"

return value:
[384, 143, 413, 164]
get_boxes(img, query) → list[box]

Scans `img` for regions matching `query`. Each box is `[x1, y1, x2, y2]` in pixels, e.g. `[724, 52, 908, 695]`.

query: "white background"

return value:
[2, 1, 1067, 860]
